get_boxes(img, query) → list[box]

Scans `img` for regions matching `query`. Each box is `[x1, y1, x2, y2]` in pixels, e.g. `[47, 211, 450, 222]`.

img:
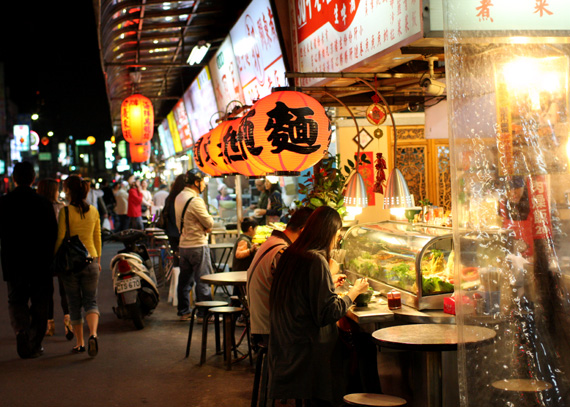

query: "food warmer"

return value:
[342, 221, 454, 310]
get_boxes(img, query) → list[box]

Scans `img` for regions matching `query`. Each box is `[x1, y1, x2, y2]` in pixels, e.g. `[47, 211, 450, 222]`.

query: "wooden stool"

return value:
[185, 300, 228, 358]
[202, 306, 252, 370]
[343, 393, 407, 406]
[251, 342, 269, 407]
[491, 379, 553, 403]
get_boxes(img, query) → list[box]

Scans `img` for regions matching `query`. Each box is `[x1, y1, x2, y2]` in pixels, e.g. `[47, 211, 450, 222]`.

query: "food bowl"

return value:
[354, 289, 374, 307]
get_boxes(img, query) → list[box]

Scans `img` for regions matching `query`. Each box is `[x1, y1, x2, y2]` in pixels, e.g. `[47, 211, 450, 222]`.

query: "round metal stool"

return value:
[185, 300, 228, 358]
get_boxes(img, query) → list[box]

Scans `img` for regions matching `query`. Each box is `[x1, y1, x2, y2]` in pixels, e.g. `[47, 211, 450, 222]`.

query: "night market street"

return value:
[0, 241, 254, 407]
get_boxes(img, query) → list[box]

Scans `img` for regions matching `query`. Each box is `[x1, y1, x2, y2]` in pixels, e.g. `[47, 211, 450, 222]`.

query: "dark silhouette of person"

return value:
[0, 161, 58, 358]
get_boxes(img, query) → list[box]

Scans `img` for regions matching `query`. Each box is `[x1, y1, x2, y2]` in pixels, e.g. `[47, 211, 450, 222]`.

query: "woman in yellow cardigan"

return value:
[55, 175, 102, 357]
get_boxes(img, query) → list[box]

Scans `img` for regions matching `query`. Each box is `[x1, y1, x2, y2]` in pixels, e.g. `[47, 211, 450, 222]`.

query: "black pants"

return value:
[7, 276, 53, 352]
[47, 275, 70, 319]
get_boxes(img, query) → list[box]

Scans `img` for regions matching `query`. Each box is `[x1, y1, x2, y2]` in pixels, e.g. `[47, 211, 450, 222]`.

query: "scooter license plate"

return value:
[116, 277, 141, 293]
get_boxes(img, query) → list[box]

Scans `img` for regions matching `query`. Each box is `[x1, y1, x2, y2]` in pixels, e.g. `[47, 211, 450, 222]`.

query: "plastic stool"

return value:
[251, 343, 269, 407]
[343, 393, 407, 406]
[185, 300, 228, 358]
[168, 266, 180, 306]
[201, 306, 250, 370]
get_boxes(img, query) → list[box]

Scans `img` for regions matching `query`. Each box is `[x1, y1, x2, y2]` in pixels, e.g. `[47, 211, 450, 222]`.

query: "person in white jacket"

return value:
[174, 169, 214, 322]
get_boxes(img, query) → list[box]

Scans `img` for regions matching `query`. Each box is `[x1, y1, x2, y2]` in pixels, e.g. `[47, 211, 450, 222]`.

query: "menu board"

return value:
[157, 118, 176, 158]
[183, 66, 219, 142]
[290, 0, 422, 86]
[167, 111, 183, 153]
[230, 0, 288, 105]
[209, 36, 246, 112]
[172, 99, 193, 150]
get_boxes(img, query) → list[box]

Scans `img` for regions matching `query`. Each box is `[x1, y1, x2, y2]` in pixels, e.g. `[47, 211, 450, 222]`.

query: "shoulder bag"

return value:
[53, 207, 93, 275]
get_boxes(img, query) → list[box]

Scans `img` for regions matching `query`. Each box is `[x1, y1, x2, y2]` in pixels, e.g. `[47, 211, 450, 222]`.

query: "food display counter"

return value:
[342, 221, 454, 310]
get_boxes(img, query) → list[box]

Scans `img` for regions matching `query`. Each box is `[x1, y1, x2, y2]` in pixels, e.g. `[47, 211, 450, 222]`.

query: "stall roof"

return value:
[96, 0, 445, 129]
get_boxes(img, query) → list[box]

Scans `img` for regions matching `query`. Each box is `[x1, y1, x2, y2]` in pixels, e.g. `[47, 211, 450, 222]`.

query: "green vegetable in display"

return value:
[388, 263, 415, 287]
[422, 275, 454, 295]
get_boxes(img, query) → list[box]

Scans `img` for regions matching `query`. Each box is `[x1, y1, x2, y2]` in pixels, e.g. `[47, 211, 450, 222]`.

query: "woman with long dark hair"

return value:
[268, 206, 369, 406]
[54, 175, 102, 357]
[164, 174, 186, 269]
[37, 178, 73, 340]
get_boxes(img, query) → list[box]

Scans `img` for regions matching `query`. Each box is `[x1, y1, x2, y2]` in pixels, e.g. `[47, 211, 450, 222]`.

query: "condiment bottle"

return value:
[387, 290, 401, 310]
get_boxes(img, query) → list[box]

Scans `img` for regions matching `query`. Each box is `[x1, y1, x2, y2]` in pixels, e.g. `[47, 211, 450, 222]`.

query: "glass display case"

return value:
[342, 221, 454, 309]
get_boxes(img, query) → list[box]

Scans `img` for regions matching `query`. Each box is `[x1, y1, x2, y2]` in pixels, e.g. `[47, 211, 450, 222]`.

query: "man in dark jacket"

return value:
[0, 161, 58, 358]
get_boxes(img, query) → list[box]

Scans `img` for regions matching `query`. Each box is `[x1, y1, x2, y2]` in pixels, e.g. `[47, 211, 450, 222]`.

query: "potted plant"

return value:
[296, 153, 371, 217]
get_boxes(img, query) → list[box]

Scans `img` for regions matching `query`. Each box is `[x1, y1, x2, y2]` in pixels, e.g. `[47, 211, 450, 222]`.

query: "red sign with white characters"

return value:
[297, 0, 361, 42]
[528, 175, 552, 240]
[291, 0, 423, 86]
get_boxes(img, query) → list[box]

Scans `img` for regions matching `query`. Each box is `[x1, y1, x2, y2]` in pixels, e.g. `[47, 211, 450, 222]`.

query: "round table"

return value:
[373, 324, 496, 407]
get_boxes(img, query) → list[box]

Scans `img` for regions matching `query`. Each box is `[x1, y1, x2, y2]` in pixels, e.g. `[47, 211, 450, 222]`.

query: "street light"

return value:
[31, 113, 39, 121]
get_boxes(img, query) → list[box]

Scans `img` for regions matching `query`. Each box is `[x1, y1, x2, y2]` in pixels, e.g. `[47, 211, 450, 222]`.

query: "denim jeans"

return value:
[177, 246, 213, 317]
[61, 259, 100, 325]
[130, 216, 144, 230]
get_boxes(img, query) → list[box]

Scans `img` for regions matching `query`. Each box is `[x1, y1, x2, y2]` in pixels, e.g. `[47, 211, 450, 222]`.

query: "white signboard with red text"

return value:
[291, 0, 423, 86]
[230, 0, 288, 105]
[209, 37, 246, 113]
[183, 66, 219, 142]
[446, 0, 570, 31]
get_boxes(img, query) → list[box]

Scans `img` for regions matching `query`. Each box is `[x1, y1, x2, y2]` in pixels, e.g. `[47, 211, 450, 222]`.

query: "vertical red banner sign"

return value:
[355, 151, 375, 206]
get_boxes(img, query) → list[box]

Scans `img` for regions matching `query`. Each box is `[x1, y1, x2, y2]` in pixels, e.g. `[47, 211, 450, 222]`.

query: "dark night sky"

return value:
[0, 1, 112, 143]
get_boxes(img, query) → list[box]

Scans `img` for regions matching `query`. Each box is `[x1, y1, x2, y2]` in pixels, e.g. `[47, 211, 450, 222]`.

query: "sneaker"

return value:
[179, 314, 192, 321]
[235, 315, 247, 327]
[197, 315, 215, 324]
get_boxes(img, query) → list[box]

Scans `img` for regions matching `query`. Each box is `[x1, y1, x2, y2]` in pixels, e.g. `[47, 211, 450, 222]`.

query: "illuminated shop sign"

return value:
[230, 0, 288, 104]
[290, 0, 422, 86]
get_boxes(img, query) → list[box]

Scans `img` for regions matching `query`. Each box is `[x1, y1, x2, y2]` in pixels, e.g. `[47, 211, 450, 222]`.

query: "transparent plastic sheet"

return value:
[444, 1, 570, 406]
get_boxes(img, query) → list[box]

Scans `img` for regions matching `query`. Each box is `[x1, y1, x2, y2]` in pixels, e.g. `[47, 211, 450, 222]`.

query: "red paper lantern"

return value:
[130, 142, 151, 163]
[208, 122, 237, 175]
[121, 94, 154, 144]
[220, 117, 267, 178]
[239, 91, 332, 175]
[193, 134, 222, 177]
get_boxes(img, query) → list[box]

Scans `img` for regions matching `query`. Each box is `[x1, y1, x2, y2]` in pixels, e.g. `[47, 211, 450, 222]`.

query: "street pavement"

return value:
[0, 241, 255, 407]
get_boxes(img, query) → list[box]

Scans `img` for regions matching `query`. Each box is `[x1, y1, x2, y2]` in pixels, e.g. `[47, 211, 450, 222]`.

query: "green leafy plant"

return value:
[296, 153, 370, 217]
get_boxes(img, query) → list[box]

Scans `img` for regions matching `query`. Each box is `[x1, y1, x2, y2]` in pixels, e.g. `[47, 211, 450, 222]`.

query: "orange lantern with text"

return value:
[121, 94, 154, 144]
[130, 142, 151, 163]
[208, 121, 237, 175]
[221, 116, 267, 178]
[194, 134, 222, 177]
[240, 91, 332, 175]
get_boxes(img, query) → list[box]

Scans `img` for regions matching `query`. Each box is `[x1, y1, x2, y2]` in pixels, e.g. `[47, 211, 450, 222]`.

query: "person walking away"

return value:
[37, 178, 74, 341]
[127, 178, 144, 230]
[55, 175, 102, 357]
[0, 162, 58, 359]
[250, 178, 269, 226]
[254, 177, 283, 225]
[152, 183, 169, 216]
[101, 179, 116, 229]
[268, 206, 369, 406]
[175, 169, 214, 322]
[231, 217, 259, 272]
[247, 207, 313, 346]
[113, 181, 129, 232]
[163, 175, 186, 305]
[140, 179, 153, 223]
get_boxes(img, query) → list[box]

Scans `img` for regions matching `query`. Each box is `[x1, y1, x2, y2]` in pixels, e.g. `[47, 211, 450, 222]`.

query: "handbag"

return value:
[53, 207, 93, 275]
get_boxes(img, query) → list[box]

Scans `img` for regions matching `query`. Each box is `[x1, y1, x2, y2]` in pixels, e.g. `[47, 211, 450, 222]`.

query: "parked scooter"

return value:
[108, 229, 160, 329]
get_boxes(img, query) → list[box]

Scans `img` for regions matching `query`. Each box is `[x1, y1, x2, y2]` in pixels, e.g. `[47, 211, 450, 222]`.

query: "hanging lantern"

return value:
[130, 141, 151, 163]
[221, 118, 267, 178]
[239, 91, 332, 176]
[193, 134, 222, 177]
[87, 136, 96, 145]
[121, 94, 154, 144]
[208, 121, 237, 175]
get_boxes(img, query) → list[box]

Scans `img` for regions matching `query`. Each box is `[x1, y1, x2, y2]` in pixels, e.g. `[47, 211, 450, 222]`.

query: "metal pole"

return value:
[235, 175, 242, 233]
